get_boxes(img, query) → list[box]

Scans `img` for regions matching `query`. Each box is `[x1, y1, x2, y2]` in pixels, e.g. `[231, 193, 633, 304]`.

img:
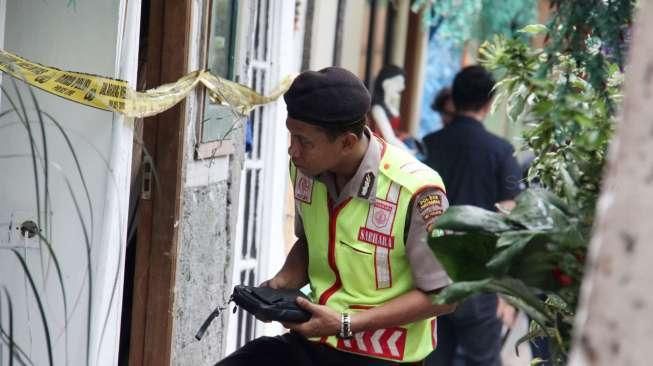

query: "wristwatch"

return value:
[338, 312, 353, 339]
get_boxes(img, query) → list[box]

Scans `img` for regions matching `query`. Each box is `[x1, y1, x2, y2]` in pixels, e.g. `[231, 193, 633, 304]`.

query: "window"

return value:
[196, 0, 239, 158]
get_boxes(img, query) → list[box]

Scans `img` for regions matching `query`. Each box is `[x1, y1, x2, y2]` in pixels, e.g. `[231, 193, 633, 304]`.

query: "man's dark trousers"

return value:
[425, 293, 502, 366]
[216, 331, 424, 366]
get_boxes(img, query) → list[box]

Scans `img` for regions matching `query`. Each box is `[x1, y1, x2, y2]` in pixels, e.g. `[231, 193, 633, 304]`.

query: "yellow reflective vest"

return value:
[291, 141, 446, 362]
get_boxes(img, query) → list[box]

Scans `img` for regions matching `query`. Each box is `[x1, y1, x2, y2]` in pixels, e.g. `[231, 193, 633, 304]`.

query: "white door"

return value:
[0, 1, 139, 365]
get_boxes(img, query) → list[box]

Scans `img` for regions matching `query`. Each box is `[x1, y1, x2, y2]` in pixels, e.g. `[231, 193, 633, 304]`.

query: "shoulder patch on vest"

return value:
[414, 189, 447, 232]
[417, 192, 442, 219]
[294, 171, 313, 204]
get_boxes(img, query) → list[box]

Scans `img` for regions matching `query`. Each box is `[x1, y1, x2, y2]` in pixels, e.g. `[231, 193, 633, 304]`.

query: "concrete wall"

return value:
[0, 1, 139, 365]
[172, 182, 233, 365]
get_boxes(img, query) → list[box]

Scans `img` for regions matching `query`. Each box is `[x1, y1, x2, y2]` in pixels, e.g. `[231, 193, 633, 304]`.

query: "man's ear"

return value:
[480, 101, 492, 116]
[339, 132, 359, 153]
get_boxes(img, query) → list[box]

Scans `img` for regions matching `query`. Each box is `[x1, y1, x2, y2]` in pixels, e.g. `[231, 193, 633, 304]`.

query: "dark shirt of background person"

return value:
[422, 65, 524, 366]
[423, 68, 522, 212]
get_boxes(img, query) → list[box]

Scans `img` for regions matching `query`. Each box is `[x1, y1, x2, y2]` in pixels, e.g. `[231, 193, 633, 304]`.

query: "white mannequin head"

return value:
[382, 74, 405, 116]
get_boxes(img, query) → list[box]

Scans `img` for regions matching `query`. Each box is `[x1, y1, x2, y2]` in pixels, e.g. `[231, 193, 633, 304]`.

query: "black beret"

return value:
[284, 67, 371, 126]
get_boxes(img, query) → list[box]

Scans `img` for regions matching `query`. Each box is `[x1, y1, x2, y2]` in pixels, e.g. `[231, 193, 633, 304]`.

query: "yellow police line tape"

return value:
[0, 49, 294, 118]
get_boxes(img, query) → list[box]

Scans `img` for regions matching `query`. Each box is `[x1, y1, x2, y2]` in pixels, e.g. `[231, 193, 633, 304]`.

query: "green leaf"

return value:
[515, 320, 548, 352]
[487, 232, 537, 273]
[429, 232, 498, 281]
[544, 294, 574, 316]
[518, 24, 548, 35]
[508, 189, 571, 231]
[435, 205, 517, 233]
[431, 279, 492, 304]
[486, 278, 552, 325]
[499, 292, 550, 328]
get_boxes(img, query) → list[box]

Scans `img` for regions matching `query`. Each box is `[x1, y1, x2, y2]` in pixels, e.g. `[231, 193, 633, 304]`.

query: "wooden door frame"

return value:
[128, 0, 192, 365]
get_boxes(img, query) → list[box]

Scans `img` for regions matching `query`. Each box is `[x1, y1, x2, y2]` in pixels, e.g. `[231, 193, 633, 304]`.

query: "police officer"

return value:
[218, 67, 455, 366]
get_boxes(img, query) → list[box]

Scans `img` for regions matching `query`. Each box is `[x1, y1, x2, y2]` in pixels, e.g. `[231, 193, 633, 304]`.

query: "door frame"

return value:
[127, 1, 192, 365]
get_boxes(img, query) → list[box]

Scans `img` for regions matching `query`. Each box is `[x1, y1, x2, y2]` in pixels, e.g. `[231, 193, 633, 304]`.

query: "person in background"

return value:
[422, 65, 523, 366]
[431, 87, 456, 128]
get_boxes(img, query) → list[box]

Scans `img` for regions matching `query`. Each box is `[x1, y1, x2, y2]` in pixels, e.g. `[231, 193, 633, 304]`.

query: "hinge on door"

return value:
[141, 158, 153, 200]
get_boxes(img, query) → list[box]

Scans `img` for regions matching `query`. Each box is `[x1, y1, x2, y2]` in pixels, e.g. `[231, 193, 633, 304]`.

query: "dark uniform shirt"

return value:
[422, 115, 522, 211]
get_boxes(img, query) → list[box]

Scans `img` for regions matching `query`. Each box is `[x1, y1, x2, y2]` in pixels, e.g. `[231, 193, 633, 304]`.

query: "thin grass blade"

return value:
[10, 250, 53, 366]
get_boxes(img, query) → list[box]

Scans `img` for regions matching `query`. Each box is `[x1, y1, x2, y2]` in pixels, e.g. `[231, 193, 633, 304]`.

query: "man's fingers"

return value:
[282, 321, 303, 332]
[295, 297, 315, 311]
[259, 278, 280, 289]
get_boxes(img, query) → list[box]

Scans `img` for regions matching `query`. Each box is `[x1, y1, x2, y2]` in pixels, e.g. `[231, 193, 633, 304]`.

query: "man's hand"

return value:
[497, 296, 517, 328]
[282, 297, 340, 338]
[259, 275, 287, 289]
[259, 238, 309, 290]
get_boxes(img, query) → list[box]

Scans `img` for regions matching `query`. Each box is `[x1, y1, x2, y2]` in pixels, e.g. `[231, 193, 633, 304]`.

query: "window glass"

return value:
[201, 0, 238, 143]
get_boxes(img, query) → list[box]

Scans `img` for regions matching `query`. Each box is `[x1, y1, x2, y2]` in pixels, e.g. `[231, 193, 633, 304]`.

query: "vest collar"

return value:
[316, 127, 383, 204]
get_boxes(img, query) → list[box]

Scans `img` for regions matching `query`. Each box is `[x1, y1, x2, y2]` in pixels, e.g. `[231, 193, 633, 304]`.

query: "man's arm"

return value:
[263, 200, 309, 289]
[263, 237, 309, 289]
[286, 289, 455, 338]
[497, 144, 523, 205]
[350, 289, 455, 331]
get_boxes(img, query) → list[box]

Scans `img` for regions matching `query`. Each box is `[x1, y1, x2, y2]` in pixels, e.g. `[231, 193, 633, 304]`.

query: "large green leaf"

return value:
[487, 231, 537, 273]
[431, 279, 492, 304]
[428, 232, 498, 281]
[435, 205, 518, 233]
[485, 278, 553, 325]
[433, 277, 553, 327]
[508, 240, 559, 290]
[508, 189, 571, 231]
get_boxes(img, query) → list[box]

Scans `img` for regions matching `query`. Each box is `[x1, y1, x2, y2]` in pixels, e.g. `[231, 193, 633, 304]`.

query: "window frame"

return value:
[194, 0, 240, 160]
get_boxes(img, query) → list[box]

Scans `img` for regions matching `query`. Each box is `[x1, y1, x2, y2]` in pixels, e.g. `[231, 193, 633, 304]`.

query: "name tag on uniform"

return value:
[358, 227, 394, 248]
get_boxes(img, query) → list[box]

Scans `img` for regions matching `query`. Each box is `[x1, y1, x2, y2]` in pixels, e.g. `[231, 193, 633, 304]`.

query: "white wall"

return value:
[255, 0, 298, 339]
[339, 0, 367, 76]
[0, 1, 139, 365]
[0, 0, 6, 105]
[308, 0, 339, 70]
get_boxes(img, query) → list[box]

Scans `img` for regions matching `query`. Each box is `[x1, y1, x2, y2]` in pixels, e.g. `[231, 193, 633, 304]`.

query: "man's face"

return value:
[286, 117, 343, 176]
